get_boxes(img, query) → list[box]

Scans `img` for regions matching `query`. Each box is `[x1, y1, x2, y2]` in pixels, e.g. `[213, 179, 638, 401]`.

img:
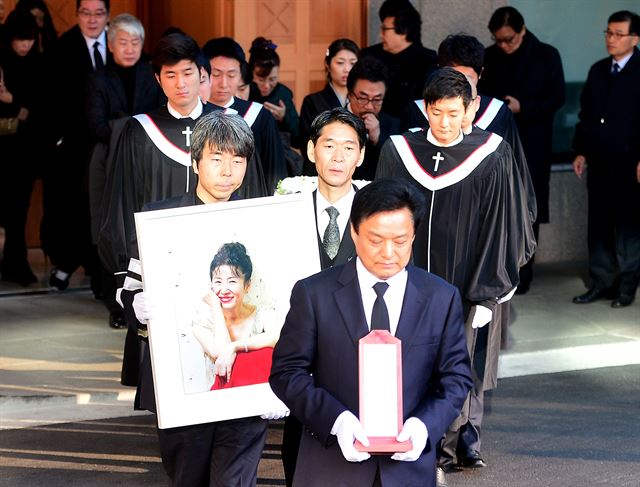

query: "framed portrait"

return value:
[135, 193, 320, 429]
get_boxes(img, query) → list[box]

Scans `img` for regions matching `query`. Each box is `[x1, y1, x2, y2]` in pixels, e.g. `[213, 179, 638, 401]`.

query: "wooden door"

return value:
[233, 0, 367, 109]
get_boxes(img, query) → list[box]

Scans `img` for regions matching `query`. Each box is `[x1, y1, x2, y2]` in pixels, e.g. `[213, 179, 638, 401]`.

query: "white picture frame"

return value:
[135, 193, 320, 429]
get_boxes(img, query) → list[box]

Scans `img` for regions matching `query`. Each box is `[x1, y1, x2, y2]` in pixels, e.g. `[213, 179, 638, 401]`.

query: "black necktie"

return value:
[93, 41, 104, 71]
[612, 63, 620, 75]
[371, 282, 390, 332]
[322, 206, 340, 259]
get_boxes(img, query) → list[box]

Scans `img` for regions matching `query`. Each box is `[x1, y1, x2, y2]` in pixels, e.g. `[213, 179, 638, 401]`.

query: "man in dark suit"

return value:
[280, 108, 367, 485]
[271, 178, 473, 487]
[572, 10, 640, 308]
[42, 0, 111, 294]
[346, 58, 401, 181]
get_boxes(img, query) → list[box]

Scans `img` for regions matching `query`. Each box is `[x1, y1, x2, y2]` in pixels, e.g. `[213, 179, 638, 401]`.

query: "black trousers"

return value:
[157, 416, 268, 487]
[586, 156, 640, 295]
[281, 415, 303, 487]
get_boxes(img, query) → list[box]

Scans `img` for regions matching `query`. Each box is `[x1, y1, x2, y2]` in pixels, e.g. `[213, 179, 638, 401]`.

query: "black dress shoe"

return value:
[572, 287, 609, 304]
[459, 450, 488, 468]
[611, 294, 635, 308]
[109, 312, 127, 329]
[49, 269, 70, 290]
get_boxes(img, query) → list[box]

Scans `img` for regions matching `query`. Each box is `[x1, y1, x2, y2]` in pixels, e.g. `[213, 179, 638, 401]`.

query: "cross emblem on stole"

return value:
[432, 152, 444, 172]
[182, 127, 193, 147]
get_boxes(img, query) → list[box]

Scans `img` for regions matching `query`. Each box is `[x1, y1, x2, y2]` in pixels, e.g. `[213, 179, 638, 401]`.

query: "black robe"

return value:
[377, 129, 533, 389]
[228, 97, 286, 193]
[299, 84, 344, 176]
[377, 129, 531, 312]
[98, 103, 267, 276]
[479, 31, 565, 223]
[401, 95, 538, 228]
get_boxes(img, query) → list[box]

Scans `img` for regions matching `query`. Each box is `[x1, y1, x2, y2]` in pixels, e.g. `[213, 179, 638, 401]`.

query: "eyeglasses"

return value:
[492, 34, 518, 46]
[603, 30, 636, 40]
[78, 9, 108, 19]
[350, 93, 384, 107]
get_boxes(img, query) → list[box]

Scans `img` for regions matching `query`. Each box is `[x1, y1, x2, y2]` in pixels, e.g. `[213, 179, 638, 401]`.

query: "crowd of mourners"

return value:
[0, 0, 638, 486]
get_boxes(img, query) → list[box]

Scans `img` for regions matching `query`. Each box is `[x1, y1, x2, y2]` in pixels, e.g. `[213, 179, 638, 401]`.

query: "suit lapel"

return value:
[395, 267, 430, 356]
[334, 260, 369, 344]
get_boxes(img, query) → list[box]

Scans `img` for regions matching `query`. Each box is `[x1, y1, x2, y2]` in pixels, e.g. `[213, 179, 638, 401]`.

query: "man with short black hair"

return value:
[124, 111, 286, 486]
[43, 0, 112, 294]
[480, 6, 565, 293]
[99, 33, 266, 386]
[377, 68, 532, 486]
[271, 177, 472, 487]
[202, 37, 285, 193]
[572, 10, 640, 308]
[360, 0, 437, 118]
[346, 58, 401, 180]
[281, 107, 368, 486]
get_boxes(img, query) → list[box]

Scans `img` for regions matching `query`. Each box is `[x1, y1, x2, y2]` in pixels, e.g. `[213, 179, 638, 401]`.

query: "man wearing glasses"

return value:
[43, 0, 111, 295]
[479, 6, 565, 295]
[572, 11, 640, 308]
[360, 0, 437, 119]
[346, 57, 400, 181]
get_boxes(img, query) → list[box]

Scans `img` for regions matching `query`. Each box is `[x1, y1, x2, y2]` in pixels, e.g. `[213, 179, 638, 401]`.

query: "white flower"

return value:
[275, 176, 371, 195]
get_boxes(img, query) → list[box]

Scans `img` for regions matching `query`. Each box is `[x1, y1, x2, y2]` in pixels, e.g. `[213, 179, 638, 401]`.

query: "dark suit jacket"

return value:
[573, 47, 640, 162]
[313, 188, 356, 269]
[50, 24, 113, 150]
[270, 260, 472, 487]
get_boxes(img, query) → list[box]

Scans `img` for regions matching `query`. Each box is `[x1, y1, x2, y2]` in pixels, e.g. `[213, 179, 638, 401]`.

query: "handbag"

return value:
[0, 66, 19, 136]
[0, 117, 19, 135]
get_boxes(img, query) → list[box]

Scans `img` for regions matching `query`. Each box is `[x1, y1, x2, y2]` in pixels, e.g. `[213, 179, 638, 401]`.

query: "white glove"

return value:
[132, 292, 160, 324]
[470, 305, 492, 329]
[260, 398, 290, 420]
[497, 287, 517, 304]
[391, 417, 428, 461]
[331, 411, 371, 462]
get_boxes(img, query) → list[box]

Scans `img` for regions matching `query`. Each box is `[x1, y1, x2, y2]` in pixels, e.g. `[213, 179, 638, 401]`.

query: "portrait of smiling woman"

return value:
[191, 242, 278, 390]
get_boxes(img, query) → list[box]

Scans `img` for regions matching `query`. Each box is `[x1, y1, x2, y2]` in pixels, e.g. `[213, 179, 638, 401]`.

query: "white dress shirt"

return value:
[315, 187, 355, 241]
[83, 30, 107, 70]
[356, 258, 408, 336]
[612, 52, 633, 71]
[167, 100, 204, 120]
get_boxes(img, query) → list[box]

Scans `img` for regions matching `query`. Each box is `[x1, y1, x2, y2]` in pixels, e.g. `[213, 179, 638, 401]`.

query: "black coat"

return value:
[85, 60, 166, 143]
[352, 111, 401, 181]
[479, 31, 565, 223]
[49, 24, 113, 151]
[573, 47, 640, 161]
[360, 42, 437, 119]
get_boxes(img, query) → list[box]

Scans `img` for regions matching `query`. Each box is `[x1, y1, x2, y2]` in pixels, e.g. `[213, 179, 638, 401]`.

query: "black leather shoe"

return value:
[611, 294, 635, 308]
[459, 450, 488, 468]
[109, 312, 127, 329]
[49, 269, 70, 290]
[438, 459, 457, 473]
[436, 467, 449, 487]
[572, 287, 609, 304]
